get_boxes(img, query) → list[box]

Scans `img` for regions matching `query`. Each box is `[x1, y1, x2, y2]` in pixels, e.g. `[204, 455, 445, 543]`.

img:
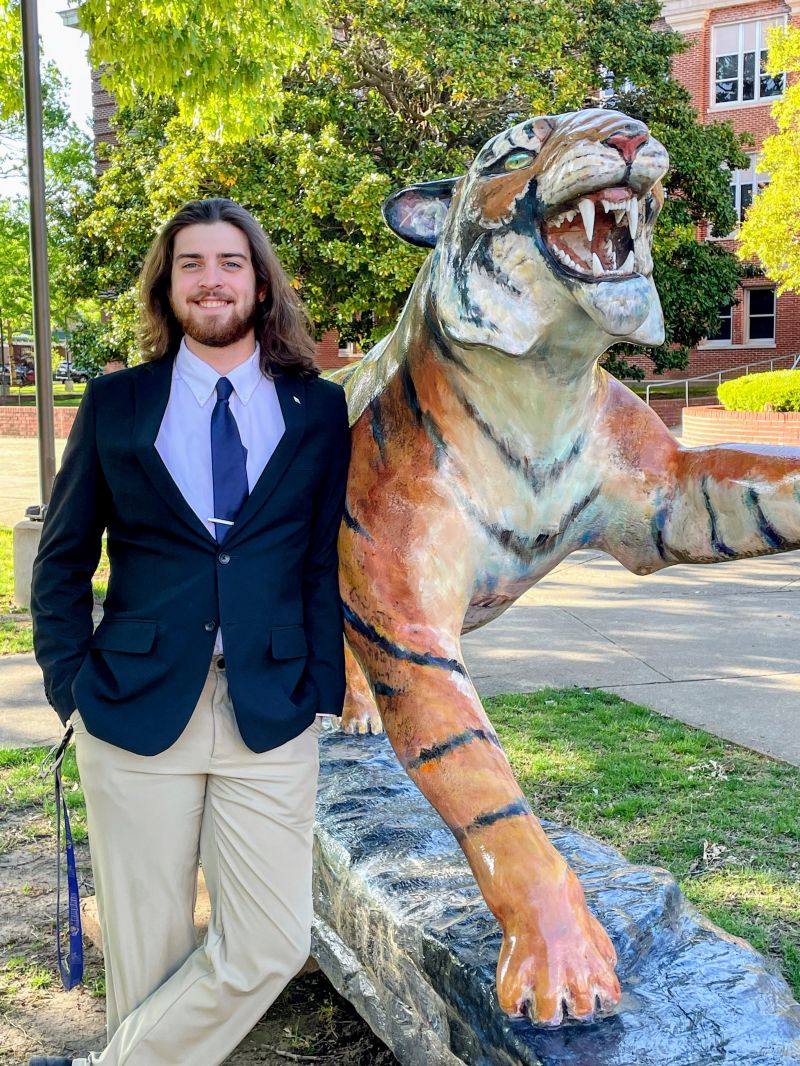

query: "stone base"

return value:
[13, 519, 43, 609]
[312, 732, 800, 1066]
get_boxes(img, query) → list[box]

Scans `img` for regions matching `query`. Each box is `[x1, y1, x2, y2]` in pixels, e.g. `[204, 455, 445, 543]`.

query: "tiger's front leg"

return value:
[342, 640, 383, 734]
[342, 604, 619, 1024]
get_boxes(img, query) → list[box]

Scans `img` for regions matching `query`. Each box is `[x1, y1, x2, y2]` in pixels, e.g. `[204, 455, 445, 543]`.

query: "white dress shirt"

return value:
[155, 338, 285, 650]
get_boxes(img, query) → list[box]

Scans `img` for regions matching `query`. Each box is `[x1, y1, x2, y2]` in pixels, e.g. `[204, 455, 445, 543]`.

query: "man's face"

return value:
[169, 221, 264, 348]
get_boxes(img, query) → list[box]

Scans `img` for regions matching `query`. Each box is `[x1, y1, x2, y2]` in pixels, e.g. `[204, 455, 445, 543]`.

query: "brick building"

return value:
[655, 0, 800, 380]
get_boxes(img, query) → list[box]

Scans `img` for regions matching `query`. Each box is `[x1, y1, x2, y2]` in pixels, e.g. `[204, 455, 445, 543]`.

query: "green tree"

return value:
[0, 199, 32, 341]
[68, 0, 749, 375]
[738, 25, 800, 292]
[76, 0, 328, 141]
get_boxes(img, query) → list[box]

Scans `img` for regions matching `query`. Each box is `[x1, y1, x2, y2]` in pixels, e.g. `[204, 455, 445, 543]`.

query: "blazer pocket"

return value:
[271, 625, 308, 660]
[90, 619, 158, 654]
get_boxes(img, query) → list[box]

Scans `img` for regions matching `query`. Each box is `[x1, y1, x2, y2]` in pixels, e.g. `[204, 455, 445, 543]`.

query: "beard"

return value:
[170, 292, 257, 348]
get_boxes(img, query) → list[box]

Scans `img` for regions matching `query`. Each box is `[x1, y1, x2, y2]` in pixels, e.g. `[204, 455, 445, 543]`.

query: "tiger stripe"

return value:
[342, 602, 467, 677]
[407, 727, 502, 771]
[452, 379, 585, 493]
[745, 487, 787, 550]
[452, 799, 532, 843]
[369, 397, 388, 463]
[701, 477, 735, 558]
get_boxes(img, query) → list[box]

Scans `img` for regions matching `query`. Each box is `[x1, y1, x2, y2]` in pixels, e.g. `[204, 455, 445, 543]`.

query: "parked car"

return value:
[54, 360, 89, 383]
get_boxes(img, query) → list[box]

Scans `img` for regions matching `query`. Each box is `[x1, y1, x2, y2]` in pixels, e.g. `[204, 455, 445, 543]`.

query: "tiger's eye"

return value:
[504, 151, 533, 171]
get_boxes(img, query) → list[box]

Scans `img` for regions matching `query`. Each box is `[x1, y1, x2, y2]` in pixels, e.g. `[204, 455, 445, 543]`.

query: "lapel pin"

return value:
[293, 395, 301, 404]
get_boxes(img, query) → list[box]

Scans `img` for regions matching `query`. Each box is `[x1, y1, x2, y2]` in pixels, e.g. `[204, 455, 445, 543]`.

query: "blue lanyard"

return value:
[43, 725, 84, 990]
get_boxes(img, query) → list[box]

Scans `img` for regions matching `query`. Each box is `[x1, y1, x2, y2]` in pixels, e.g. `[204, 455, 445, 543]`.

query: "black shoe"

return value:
[28, 1057, 73, 1065]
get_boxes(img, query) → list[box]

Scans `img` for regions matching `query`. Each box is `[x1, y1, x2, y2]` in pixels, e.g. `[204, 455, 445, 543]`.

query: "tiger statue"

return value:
[328, 108, 800, 1027]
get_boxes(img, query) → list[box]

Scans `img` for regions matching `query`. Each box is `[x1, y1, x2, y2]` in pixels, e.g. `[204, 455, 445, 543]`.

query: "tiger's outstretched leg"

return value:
[342, 641, 383, 734]
[339, 431, 619, 1026]
[342, 597, 619, 1023]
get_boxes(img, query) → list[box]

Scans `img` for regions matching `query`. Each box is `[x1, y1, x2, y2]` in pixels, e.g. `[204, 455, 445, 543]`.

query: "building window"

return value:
[713, 18, 785, 106]
[746, 289, 775, 342]
[730, 155, 770, 224]
[708, 302, 733, 342]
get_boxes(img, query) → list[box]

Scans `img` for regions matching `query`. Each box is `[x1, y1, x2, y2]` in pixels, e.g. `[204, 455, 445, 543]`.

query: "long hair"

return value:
[138, 198, 319, 377]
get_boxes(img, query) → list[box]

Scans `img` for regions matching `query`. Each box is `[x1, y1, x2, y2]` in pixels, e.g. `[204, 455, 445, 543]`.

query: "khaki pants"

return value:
[71, 659, 321, 1066]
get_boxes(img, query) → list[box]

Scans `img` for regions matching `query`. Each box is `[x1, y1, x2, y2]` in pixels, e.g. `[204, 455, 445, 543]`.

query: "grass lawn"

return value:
[0, 526, 109, 655]
[1, 383, 86, 407]
[487, 689, 800, 999]
[627, 381, 719, 402]
[1, 688, 797, 1001]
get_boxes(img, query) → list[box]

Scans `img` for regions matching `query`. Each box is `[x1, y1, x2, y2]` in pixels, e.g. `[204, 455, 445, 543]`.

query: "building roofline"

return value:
[662, 0, 799, 34]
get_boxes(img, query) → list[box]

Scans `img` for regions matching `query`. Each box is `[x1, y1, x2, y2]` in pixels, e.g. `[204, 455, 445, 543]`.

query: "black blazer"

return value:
[31, 355, 351, 755]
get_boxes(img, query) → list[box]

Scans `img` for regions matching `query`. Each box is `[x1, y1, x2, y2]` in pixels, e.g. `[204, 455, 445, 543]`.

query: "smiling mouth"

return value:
[541, 187, 642, 281]
[194, 298, 232, 309]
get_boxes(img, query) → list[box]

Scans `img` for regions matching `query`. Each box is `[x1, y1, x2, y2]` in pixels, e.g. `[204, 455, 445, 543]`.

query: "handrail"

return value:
[644, 352, 800, 407]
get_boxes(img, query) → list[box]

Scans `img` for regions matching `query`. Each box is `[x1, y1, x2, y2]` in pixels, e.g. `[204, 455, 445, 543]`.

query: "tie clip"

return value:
[208, 517, 234, 526]
[293, 395, 301, 404]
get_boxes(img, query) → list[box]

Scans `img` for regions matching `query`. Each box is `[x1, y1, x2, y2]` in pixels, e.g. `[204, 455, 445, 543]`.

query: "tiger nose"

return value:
[606, 129, 648, 163]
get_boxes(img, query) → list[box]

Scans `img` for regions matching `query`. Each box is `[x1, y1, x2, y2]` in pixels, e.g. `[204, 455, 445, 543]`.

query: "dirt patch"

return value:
[0, 808, 398, 1065]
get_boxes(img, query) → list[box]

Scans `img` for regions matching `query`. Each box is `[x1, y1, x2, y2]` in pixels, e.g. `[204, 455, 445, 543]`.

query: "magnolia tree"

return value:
[61, 0, 749, 376]
[738, 25, 800, 292]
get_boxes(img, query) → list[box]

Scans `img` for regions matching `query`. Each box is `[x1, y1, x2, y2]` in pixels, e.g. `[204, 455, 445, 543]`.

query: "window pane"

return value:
[761, 70, 783, 97]
[740, 184, 753, 217]
[709, 304, 732, 341]
[716, 80, 738, 104]
[743, 51, 756, 99]
[716, 54, 738, 79]
[749, 316, 775, 340]
[749, 289, 775, 315]
[742, 21, 757, 51]
[714, 24, 740, 55]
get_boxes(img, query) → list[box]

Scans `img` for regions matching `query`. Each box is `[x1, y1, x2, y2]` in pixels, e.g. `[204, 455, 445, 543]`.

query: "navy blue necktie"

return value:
[211, 377, 248, 542]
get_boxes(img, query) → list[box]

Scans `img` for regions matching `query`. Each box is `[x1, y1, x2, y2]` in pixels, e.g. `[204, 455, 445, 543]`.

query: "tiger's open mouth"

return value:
[541, 186, 643, 282]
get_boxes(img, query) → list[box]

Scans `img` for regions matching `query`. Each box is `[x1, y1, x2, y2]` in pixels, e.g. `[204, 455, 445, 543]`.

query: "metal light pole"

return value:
[20, 0, 56, 507]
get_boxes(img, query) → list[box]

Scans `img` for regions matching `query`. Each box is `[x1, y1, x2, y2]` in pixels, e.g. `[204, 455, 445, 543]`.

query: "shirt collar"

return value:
[175, 338, 263, 406]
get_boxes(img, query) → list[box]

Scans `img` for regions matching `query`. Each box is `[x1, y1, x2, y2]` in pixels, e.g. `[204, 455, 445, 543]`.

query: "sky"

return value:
[42, 0, 93, 132]
[0, 0, 93, 197]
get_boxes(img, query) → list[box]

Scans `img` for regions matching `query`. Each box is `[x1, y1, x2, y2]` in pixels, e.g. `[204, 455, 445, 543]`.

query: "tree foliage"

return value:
[738, 26, 800, 292]
[68, 0, 749, 375]
[77, 0, 328, 141]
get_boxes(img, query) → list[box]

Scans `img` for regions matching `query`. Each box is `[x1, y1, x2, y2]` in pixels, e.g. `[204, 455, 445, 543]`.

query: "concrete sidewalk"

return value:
[2, 437, 799, 764]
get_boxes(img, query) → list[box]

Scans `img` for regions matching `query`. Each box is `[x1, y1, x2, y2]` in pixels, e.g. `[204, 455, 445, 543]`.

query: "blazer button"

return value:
[218, 552, 231, 565]
[204, 621, 216, 632]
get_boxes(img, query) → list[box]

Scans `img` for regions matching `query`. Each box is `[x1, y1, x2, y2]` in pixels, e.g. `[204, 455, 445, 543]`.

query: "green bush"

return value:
[717, 370, 800, 412]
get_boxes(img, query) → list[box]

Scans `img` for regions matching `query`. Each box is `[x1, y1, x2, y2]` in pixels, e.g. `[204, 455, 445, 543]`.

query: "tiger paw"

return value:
[497, 866, 620, 1025]
[341, 688, 384, 735]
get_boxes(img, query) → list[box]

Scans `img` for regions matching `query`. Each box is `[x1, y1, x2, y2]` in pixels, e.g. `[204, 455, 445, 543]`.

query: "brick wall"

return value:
[91, 67, 117, 175]
[682, 404, 800, 445]
[648, 395, 717, 428]
[314, 329, 361, 370]
[0, 406, 78, 438]
[661, 1, 800, 380]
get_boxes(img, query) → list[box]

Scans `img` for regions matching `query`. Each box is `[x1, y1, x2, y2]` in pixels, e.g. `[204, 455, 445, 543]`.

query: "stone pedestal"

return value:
[12, 518, 43, 609]
[312, 731, 800, 1066]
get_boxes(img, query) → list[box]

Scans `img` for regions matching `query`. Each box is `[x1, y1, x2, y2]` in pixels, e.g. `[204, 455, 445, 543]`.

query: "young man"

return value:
[30, 199, 351, 1066]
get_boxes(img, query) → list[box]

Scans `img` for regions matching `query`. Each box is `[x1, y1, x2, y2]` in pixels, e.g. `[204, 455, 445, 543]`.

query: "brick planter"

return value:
[0, 405, 78, 438]
[682, 405, 800, 447]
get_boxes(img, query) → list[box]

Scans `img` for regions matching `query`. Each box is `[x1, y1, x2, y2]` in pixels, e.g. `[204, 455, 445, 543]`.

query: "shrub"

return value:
[717, 370, 800, 412]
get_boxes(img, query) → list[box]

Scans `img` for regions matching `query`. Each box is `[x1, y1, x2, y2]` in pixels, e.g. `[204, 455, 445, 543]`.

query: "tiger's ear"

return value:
[382, 178, 459, 248]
